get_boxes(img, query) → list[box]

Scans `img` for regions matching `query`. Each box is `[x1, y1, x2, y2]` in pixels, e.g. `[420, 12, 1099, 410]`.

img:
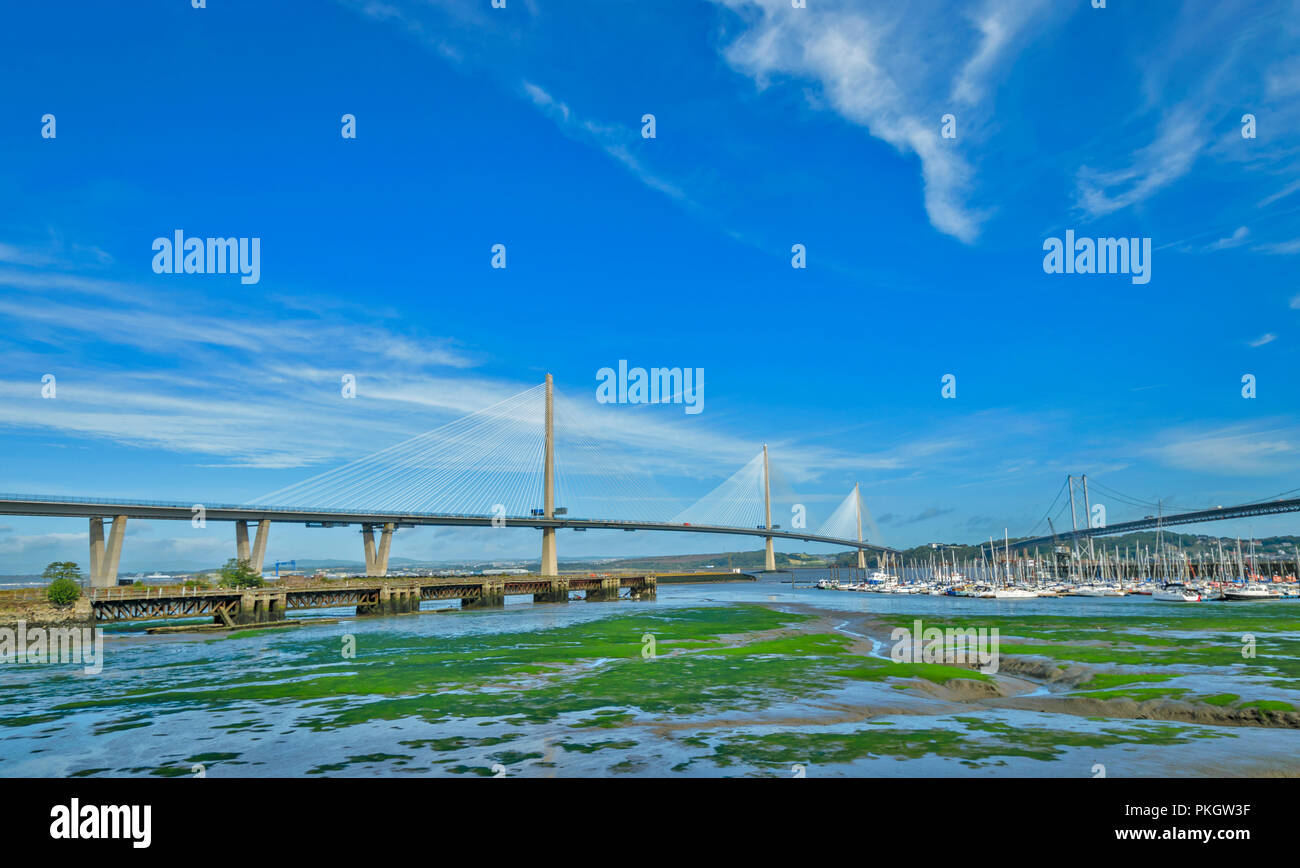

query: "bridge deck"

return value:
[0, 495, 898, 554]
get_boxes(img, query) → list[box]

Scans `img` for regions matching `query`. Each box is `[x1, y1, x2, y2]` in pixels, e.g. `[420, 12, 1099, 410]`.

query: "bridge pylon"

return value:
[537, 373, 565, 601]
[762, 444, 775, 572]
[855, 482, 866, 570]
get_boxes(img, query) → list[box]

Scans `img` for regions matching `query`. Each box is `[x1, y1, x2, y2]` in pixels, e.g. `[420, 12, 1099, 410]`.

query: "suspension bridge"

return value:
[0, 375, 897, 588]
[1001, 474, 1300, 551]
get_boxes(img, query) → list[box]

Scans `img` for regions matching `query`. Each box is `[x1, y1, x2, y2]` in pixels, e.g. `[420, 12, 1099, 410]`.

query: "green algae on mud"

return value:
[557, 739, 639, 753]
[24, 602, 1002, 739]
[887, 610, 1300, 683]
[681, 716, 1236, 772]
[1078, 672, 1177, 690]
[37, 605, 875, 732]
[12, 599, 1298, 779]
[217, 627, 303, 641]
[35, 606, 788, 712]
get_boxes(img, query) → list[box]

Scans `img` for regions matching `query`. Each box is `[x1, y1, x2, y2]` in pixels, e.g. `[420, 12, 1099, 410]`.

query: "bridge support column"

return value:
[356, 584, 415, 617]
[764, 537, 775, 572]
[630, 575, 657, 601]
[541, 528, 558, 577]
[587, 576, 621, 602]
[267, 591, 288, 621]
[355, 589, 382, 617]
[377, 523, 394, 575]
[362, 524, 394, 577]
[357, 584, 420, 616]
[857, 550, 866, 570]
[234, 591, 257, 625]
[89, 517, 104, 584]
[233, 591, 287, 624]
[462, 579, 504, 610]
[235, 520, 251, 564]
[533, 577, 569, 604]
[89, 515, 128, 588]
[250, 520, 270, 575]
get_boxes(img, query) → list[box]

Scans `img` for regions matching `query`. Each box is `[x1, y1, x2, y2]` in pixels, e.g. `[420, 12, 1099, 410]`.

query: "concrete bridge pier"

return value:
[396, 587, 420, 614]
[629, 575, 657, 601]
[533, 577, 569, 604]
[362, 523, 395, 577]
[235, 519, 272, 574]
[462, 579, 505, 610]
[89, 515, 128, 588]
[267, 591, 288, 621]
[356, 584, 417, 616]
[586, 576, 621, 602]
[349, 586, 419, 617]
[232, 590, 287, 625]
[355, 589, 382, 616]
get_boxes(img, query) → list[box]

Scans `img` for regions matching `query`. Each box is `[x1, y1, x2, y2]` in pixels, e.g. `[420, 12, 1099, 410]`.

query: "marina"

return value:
[810, 535, 1300, 602]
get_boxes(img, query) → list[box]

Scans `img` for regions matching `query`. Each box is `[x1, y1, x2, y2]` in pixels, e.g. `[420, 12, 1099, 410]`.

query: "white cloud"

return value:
[1255, 238, 1300, 255]
[522, 81, 689, 202]
[1203, 226, 1250, 251]
[0, 239, 973, 491]
[711, 0, 1053, 243]
[1076, 110, 1204, 218]
[1258, 178, 1300, 208]
[1248, 332, 1277, 347]
[1149, 423, 1299, 476]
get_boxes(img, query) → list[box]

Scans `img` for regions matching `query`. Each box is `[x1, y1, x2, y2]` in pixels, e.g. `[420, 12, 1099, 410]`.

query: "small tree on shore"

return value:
[218, 558, 264, 588]
[43, 562, 83, 606]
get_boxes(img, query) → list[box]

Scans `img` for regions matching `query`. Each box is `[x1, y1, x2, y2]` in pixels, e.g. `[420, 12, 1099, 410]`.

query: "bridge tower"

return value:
[855, 482, 866, 570]
[540, 373, 559, 577]
[762, 443, 775, 572]
[534, 373, 568, 602]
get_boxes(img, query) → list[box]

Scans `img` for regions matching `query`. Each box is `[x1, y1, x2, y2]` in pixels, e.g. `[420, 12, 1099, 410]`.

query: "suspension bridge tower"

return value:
[855, 482, 866, 570]
[541, 372, 558, 577]
[763, 443, 775, 571]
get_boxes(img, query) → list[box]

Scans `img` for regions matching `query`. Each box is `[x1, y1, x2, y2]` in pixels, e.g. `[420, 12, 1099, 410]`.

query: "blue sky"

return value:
[2, 0, 1299, 572]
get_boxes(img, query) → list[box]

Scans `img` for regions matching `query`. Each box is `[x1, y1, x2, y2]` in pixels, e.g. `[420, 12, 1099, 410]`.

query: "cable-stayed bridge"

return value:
[0, 376, 896, 586]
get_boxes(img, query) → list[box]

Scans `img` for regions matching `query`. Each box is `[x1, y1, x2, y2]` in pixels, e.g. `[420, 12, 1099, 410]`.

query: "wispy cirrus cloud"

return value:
[1079, 0, 1300, 220]
[710, 0, 1056, 243]
[1255, 237, 1300, 255]
[0, 239, 976, 487]
[1203, 226, 1251, 252]
[1076, 110, 1205, 218]
[1147, 422, 1300, 476]
[521, 82, 690, 202]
